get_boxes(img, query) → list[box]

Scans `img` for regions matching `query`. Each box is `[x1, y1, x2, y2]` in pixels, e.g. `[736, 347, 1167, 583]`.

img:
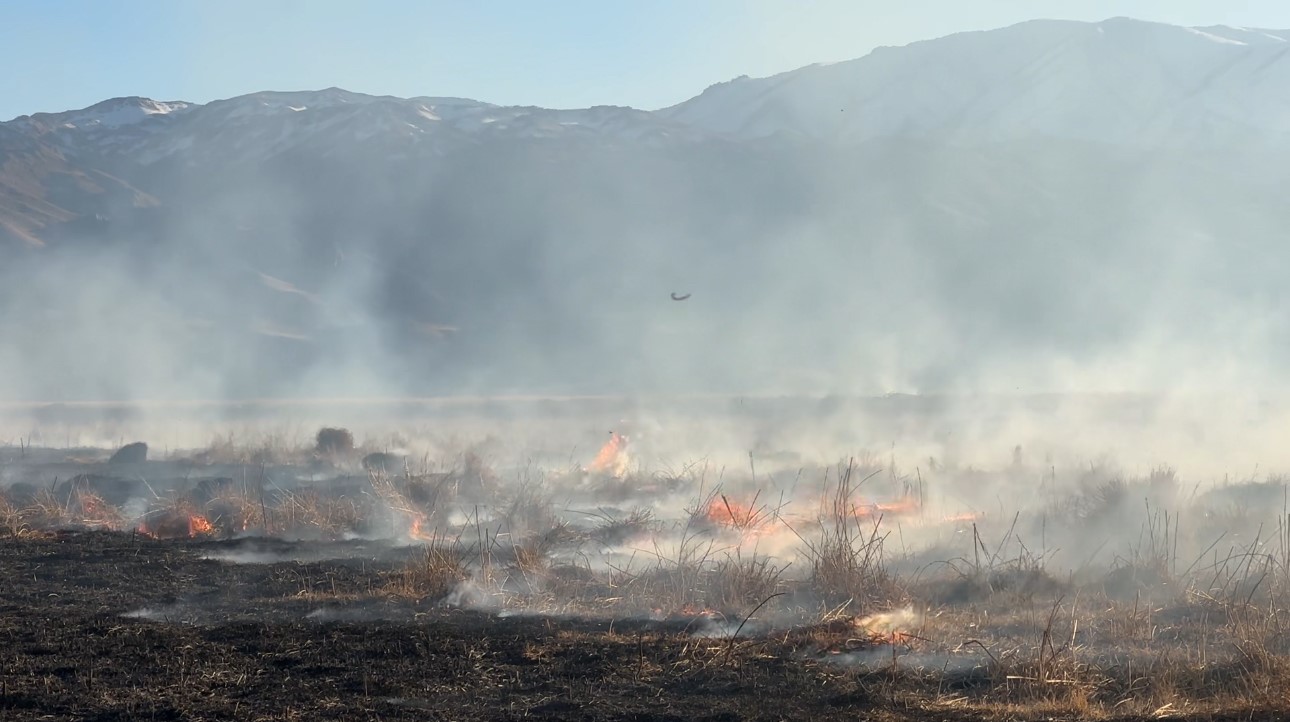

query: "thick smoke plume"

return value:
[3, 94, 1290, 407]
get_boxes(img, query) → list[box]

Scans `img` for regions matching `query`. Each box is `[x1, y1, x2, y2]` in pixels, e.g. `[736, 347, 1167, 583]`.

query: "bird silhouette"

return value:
[670, 292, 691, 301]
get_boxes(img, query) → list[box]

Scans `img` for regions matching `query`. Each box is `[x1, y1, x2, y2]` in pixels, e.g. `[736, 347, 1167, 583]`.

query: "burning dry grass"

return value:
[10, 432, 1290, 719]
[136, 496, 216, 539]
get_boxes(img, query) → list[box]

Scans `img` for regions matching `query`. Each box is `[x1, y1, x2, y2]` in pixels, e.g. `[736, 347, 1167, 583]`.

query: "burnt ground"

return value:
[0, 531, 917, 722]
[0, 533, 1285, 722]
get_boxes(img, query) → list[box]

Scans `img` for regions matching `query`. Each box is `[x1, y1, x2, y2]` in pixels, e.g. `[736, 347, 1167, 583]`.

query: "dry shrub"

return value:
[505, 540, 552, 596]
[592, 507, 655, 546]
[315, 427, 355, 456]
[707, 550, 787, 612]
[802, 463, 901, 609]
[190, 431, 302, 465]
[508, 519, 586, 589]
[1066, 468, 1179, 536]
[510, 540, 550, 579]
[23, 488, 67, 528]
[205, 486, 269, 536]
[921, 523, 1065, 605]
[495, 483, 557, 539]
[454, 451, 500, 501]
[369, 473, 439, 538]
[0, 492, 32, 537]
[545, 563, 608, 602]
[66, 488, 125, 530]
[277, 489, 362, 539]
[388, 542, 471, 600]
[614, 524, 721, 614]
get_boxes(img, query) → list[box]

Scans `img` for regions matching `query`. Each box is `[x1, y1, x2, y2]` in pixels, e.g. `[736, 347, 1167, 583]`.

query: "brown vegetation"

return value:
[4, 434, 1290, 720]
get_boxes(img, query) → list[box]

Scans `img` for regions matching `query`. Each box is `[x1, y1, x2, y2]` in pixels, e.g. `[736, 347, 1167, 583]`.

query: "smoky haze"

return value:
[3, 19, 1290, 409]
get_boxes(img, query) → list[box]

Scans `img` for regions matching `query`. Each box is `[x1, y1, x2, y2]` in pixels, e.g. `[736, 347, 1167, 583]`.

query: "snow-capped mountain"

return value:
[7, 88, 705, 169]
[14, 96, 192, 132]
[661, 18, 1290, 145]
[6, 16, 1290, 400]
[9, 16, 1290, 172]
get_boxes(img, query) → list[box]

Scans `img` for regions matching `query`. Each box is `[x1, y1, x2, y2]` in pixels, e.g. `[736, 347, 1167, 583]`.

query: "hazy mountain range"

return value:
[4, 17, 1290, 402]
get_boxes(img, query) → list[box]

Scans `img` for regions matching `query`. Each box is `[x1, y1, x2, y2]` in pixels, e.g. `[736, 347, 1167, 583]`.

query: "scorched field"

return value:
[2, 397, 1290, 721]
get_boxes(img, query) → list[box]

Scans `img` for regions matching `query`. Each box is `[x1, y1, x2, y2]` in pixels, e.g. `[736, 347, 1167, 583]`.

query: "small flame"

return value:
[588, 431, 629, 476]
[408, 513, 435, 541]
[188, 514, 215, 536]
[652, 604, 721, 621]
[855, 607, 920, 644]
[71, 490, 125, 531]
[706, 496, 760, 527]
[852, 497, 921, 519]
[136, 509, 216, 539]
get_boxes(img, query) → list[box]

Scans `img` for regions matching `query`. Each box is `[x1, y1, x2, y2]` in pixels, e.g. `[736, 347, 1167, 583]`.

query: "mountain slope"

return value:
[661, 18, 1290, 146]
[4, 17, 1290, 400]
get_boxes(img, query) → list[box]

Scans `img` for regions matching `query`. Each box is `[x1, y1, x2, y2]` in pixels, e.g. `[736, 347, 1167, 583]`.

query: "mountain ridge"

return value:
[4, 16, 1290, 400]
[12, 17, 1290, 125]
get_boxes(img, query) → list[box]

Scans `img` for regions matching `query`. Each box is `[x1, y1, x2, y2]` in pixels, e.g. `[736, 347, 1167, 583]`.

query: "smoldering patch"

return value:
[122, 604, 196, 624]
[822, 648, 990, 674]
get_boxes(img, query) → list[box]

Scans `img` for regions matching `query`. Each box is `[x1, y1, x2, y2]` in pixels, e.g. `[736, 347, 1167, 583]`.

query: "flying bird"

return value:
[670, 292, 691, 301]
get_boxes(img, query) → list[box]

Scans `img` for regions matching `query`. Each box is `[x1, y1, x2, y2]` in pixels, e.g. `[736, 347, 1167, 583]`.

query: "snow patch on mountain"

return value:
[11, 97, 192, 132]
[1184, 27, 1248, 45]
[658, 17, 1290, 147]
[10, 16, 1290, 162]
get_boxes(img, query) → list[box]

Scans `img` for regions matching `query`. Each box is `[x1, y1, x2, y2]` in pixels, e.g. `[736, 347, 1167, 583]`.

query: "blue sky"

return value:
[6, 0, 1290, 120]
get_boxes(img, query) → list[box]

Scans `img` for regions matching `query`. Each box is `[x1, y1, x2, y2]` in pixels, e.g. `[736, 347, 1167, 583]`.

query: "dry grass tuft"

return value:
[0, 491, 37, 537]
[592, 507, 655, 546]
[708, 550, 788, 612]
[203, 485, 270, 536]
[276, 489, 363, 539]
[22, 487, 68, 529]
[66, 488, 126, 530]
[387, 540, 471, 600]
[800, 461, 902, 610]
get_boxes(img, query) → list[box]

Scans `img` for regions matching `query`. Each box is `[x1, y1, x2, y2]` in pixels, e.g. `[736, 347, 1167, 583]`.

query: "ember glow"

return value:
[68, 489, 125, 530]
[855, 607, 920, 639]
[137, 509, 216, 539]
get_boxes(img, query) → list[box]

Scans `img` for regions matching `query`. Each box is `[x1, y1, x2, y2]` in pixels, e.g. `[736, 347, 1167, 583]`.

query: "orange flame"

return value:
[852, 497, 921, 519]
[706, 496, 759, 527]
[855, 607, 919, 645]
[408, 513, 435, 541]
[588, 432, 628, 474]
[188, 514, 215, 536]
[137, 510, 216, 539]
[71, 491, 125, 531]
[703, 495, 784, 538]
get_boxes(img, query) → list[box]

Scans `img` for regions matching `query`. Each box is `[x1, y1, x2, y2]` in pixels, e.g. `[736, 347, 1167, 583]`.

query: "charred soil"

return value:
[0, 531, 907, 721]
[0, 532, 1280, 722]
